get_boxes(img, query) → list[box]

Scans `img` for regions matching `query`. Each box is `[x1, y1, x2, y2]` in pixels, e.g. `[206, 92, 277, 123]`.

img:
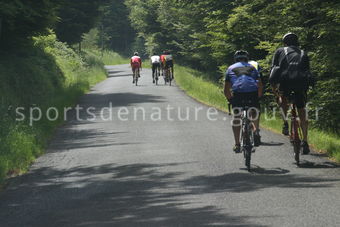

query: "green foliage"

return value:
[0, 33, 113, 182]
[125, 0, 340, 133]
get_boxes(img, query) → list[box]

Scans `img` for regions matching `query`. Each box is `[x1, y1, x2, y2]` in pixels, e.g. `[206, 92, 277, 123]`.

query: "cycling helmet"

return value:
[134, 52, 139, 56]
[282, 32, 298, 46]
[234, 50, 249, 62]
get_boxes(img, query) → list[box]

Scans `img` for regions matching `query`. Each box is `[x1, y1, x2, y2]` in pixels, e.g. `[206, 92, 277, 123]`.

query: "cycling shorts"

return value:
[232, 92, 259, 108]
[131, 62, 140, 70]
[152, 62, 160, 70]
[163, 60, 173, 68]
[280, 88, 307, 109]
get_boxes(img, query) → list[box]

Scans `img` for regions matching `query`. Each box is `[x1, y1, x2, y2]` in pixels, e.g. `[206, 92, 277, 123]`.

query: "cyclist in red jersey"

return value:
[130, 52, 142, 83]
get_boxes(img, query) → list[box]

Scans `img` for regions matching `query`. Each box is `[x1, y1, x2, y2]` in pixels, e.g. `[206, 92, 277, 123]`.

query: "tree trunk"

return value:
[79, 42, 82, 54]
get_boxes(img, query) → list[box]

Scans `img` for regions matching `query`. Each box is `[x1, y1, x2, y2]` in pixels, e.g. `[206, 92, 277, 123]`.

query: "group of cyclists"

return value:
[224, 32, 314, 157]
[130, 51, 174, 84]
[130, 32, 313, 158]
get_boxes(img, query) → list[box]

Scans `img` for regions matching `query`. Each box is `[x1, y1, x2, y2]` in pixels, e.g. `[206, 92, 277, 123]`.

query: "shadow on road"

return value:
[298, 161, 339, 169]
[107, 72, 132, 78]
[250, 166, 290, 175]
[0, 163, 267, 227]
[180, 171, 339, 194]
[260, 142, 284, 146]
[49, 128, 135, 151]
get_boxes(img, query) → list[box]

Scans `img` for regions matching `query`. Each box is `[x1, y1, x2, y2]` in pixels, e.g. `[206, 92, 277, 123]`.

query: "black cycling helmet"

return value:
[134, 52, 139, 56]
[282, 32, 299, 46]
[234, 50, 249, 62]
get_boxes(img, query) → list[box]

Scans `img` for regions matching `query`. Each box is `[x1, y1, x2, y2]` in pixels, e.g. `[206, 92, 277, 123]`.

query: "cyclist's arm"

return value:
[271, 49, 281, 68]
[224, 82, 233, 101]
[224, 69, 233, 101]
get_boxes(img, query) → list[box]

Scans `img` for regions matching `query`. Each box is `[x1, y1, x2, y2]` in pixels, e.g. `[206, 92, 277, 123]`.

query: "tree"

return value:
[55, 0, 102, 45]
[0, 0, 59, 49]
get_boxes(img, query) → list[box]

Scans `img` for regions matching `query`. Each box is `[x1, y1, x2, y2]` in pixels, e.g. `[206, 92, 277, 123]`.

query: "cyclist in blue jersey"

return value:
[224, 50, 263, 153]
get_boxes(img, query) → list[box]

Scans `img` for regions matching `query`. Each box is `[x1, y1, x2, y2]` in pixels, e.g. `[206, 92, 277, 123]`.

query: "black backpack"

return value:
[280, 47, 312, 90]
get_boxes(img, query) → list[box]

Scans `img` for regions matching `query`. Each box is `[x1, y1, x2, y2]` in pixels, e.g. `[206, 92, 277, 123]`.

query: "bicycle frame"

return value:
[290, 102, 301, 165]
[240, 107, 255, 171]
[164, 66, 172, 86]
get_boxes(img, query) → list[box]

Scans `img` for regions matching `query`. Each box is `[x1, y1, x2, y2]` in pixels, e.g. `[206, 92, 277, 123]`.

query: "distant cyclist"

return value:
[150, 53, 161, 83]
[224, 50, 263, 153]
[130, 52, 142, 84]
[269, 33, 314, 154]
[160, 51, 174, 79]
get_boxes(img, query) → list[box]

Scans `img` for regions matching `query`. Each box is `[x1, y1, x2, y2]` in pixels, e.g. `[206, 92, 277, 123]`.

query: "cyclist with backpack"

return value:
[224, 50, 263, 153]
[130, 52, 142, 84]
[160, 51, 174, 80]
[269, 33, 314, 154]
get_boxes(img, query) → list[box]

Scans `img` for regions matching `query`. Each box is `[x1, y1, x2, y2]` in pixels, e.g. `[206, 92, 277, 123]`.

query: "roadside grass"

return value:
[84, 49, 129, 66]
[0, 34, 123, 183]
[175, 65, 340, 162]
[175, 66, 227, 111]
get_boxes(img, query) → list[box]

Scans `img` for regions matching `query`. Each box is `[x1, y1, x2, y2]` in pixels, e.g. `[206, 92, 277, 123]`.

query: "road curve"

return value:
[0, 65, 339, 227]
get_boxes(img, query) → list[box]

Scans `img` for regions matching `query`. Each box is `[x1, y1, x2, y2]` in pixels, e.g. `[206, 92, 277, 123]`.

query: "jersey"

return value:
[131, 56, 142, 68]
[225, 62, 260, 93]
[151, 55, 160, 64]
[270, 46, 311, 90]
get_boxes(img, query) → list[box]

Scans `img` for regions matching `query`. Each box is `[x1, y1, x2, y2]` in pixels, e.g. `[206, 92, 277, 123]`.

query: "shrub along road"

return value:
[0, 65, 339, 226]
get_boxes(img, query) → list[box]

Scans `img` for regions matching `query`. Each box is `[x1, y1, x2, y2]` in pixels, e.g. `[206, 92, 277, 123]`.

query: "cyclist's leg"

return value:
[157, 63, 161, 76]
[152, 63, 156, 82]
[296, 92, 308, 142]
[231, 94, 242, 151]
[152, 63, 155, 77]
[278, 88, 289, 135]
[169, 61, 174, 78]
[132, 66, 136, 82]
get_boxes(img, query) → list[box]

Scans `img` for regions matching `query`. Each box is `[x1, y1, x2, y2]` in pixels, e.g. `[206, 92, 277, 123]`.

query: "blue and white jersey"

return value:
[225, 62, 260, 93]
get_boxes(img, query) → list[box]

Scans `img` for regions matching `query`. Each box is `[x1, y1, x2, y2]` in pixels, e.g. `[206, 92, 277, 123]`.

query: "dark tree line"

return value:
[0, 0, 106, 49]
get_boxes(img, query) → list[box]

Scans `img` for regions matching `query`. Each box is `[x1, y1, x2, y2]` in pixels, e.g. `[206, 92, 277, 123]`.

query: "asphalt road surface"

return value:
[0, 65, 339, 227]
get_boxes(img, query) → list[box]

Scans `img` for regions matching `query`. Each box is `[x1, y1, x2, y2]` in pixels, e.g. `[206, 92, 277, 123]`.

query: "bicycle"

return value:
[288, 93, 302, 166]
[164, 66, 172, 86]
[133, 67, 140, 86]
[234, 105, 256, 171]
[153, 64, 160, 85]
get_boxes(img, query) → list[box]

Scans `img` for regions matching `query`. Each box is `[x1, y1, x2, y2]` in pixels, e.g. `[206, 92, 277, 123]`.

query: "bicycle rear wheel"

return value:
[291, 108, 300, 166]
[135, 70, 138, 86]
[293, 141, 300, 165]
[242, 122, 252, 171]
[245, 147, 251, 171]
[155, 69, 158, 85]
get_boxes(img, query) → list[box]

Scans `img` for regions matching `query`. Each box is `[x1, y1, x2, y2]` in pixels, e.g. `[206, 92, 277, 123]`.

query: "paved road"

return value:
[0, 65, 339, 227]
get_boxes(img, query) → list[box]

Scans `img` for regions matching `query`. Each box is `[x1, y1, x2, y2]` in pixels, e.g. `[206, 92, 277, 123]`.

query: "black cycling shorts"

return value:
[280, 87, 307, 109]
[152, 62, 160, 72]
[231, 92, 260, 113]
[164, 60, 173, 68]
